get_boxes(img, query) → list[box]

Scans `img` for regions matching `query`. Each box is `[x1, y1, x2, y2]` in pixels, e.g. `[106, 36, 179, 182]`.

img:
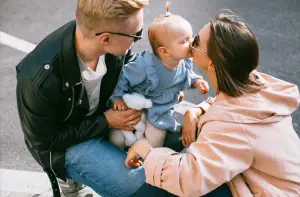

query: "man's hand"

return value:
[193, 79, 209, 94]
[113, 99, 128, 111]
[104, 109, 142, 131]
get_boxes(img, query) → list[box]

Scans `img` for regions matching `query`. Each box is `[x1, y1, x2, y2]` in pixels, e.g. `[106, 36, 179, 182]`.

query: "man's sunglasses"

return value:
[95, 28, 143, 42]
[190, 34, 208, 56]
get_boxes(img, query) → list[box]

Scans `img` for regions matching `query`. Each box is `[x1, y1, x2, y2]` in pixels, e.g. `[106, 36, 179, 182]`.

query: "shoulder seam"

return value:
[237, 123, 254, 163]
[31, 54, 59, 89]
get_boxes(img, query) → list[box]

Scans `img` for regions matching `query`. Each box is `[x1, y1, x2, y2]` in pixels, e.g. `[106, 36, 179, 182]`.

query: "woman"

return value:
[126, 11, 300, 197]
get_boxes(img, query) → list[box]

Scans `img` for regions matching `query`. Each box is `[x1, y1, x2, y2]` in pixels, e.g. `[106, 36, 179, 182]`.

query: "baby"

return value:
[109, 14, 209, 149]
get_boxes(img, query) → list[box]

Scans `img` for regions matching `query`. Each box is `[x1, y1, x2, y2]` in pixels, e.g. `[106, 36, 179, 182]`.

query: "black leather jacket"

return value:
[16, 21, 136, 184]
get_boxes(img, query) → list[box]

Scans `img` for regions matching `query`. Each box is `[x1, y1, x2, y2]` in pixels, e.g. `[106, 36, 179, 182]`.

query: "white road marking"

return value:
[0, 31, 36, 53]
[0, 168, 52, 195]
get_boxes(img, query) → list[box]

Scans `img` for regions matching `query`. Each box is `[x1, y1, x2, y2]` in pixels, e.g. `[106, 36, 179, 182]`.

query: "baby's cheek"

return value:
[186, 46, 192, 57]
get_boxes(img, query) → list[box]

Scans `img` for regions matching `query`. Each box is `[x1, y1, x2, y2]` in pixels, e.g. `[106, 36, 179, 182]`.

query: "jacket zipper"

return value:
[64, 87, 75, 121]
[78, 82, 85, 105]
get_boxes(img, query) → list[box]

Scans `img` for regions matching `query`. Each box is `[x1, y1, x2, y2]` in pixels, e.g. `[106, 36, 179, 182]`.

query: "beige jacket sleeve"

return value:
[195, 97, 216, 114]
[144, 122, 253, 197]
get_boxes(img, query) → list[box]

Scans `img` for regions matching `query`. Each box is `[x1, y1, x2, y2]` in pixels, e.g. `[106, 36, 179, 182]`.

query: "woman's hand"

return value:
[182, 108, 202, 147]
[125, 139, 152, 168]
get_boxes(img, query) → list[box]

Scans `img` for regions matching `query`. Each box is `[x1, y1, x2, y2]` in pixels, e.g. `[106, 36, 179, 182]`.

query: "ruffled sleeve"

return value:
[109, 52, 148, 102]
[144, 52, 160, 94]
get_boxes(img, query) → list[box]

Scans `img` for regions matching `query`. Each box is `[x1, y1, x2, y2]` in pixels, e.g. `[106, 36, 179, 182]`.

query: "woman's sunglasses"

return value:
[192, 33, 199, 47]
[190, 34, 208, 56]
[95, 28, 143, 42]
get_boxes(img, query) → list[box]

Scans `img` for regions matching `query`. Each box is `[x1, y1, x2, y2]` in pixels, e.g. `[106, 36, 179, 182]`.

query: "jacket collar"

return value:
[60, 20, 82, 90]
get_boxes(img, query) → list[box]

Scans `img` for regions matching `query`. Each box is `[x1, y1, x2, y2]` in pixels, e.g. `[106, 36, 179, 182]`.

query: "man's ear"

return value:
[96, 33, 111, 44]
[157, 47, 170, 57]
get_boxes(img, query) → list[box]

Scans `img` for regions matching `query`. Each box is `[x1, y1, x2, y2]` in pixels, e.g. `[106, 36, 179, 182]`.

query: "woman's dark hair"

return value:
[208, 10, 263, 97]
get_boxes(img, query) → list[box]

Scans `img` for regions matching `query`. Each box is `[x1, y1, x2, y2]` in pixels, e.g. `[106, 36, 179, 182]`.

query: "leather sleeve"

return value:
[16, 79, 109, 152]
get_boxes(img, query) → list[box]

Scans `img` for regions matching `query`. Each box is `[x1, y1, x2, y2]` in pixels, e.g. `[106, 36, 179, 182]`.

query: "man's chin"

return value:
[113, 50, 128, 57]
[123, 49, 129, 56]
[105, 48, 128, 56]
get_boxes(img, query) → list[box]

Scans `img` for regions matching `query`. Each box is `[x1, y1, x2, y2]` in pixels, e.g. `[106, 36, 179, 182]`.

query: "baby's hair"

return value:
[165, 1, 171, 17]
[148, 16, 163, 56]
[148, 1, 174, 56]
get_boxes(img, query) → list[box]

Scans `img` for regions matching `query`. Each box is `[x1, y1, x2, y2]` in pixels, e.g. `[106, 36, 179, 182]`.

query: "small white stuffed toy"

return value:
[109, 93, 152, 149]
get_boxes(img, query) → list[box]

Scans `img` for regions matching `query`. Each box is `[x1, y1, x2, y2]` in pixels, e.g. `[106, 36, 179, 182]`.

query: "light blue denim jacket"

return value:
[110, 50, 200, 132]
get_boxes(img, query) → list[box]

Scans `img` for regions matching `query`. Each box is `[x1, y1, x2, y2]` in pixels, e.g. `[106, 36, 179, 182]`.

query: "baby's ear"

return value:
[157, 46, 170, 57]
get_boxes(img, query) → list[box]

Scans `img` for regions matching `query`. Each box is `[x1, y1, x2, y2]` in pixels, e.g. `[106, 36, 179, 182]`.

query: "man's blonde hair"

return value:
[76, 0, 149, 36]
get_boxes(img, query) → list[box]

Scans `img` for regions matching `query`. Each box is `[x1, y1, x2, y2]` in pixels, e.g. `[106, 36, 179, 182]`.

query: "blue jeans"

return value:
[65, 138, 146, 197]
[66, 135, 232, 197]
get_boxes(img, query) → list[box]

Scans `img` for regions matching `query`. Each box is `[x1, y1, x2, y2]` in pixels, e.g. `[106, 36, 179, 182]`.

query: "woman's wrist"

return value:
[143, 147, 153, 160]
[135, 139, 153, 159]
[186, 107, 203, 118]
[194, 97, 215, 115]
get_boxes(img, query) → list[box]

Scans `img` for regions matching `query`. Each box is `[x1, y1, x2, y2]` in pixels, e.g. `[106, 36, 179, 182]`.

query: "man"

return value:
[16, 0, 149, 196]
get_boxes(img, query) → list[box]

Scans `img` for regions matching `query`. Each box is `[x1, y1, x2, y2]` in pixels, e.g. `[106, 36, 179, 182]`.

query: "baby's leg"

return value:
[144, 120, 167, 148]
[109, 129, 125, 150]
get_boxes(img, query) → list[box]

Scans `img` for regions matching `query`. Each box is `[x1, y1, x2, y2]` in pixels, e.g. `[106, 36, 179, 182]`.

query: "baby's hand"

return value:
[194, 79, 209, 94]
[113, 99, 128, 111]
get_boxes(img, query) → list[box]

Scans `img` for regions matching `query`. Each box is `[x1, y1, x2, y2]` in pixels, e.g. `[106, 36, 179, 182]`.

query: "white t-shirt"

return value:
[77, 54, 107, 116]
